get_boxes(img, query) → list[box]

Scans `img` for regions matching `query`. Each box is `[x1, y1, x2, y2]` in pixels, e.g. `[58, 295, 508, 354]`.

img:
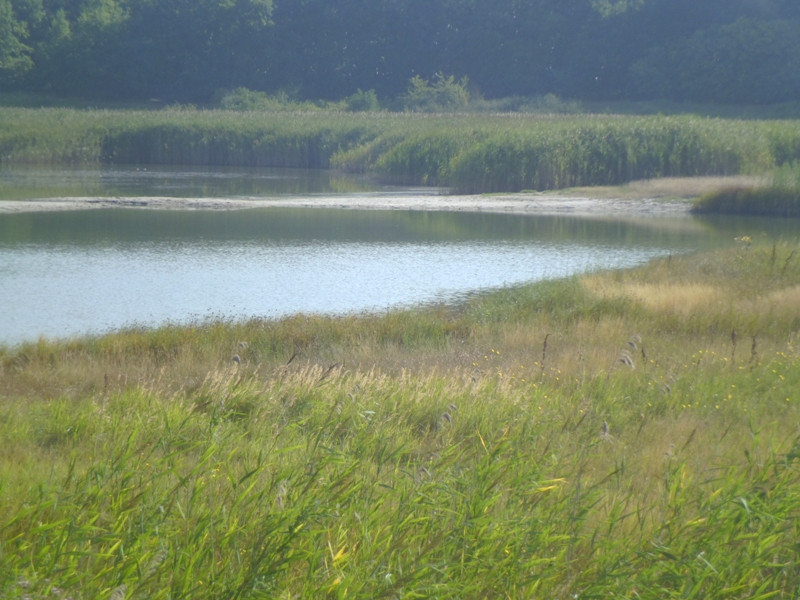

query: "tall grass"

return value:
[0, 108, 383, 168]
[692, 162, 800, 217]
[3, 108, 800, 192]
[447, 117, 772, 192]
[2, 240, 800, 597]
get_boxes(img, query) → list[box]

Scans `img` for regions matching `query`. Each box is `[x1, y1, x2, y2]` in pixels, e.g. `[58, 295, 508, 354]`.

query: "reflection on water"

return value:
[0, 164, 392, 200]
[1, 167, 799, 346]
[0, 206, 707, 245]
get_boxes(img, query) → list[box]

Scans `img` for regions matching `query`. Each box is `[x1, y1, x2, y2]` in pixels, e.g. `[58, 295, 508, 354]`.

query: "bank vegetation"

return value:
[692, 162, 800, 217]
[4, 108, 800, 198]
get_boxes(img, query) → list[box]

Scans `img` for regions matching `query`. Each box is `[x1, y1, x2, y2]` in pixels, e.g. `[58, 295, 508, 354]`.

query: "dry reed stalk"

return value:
[540, 333, 551, 378]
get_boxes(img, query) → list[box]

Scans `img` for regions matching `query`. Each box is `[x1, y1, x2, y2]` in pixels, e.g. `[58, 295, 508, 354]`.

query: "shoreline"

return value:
[0, 192, 693, 218]
[0, 176, 757, 217]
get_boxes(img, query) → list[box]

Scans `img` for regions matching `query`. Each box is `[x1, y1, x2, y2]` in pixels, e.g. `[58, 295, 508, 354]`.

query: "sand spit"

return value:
[0, 193, 693, 217]
[1, 176, 756, 216]
[0, 176, 756, 217]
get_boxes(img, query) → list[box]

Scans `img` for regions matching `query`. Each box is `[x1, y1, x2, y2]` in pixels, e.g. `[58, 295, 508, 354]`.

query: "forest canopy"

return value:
[1, 0, 798, 106]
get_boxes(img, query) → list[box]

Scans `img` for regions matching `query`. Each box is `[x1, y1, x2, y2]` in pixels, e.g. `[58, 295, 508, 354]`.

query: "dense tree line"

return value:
[1, 0, 799, 106]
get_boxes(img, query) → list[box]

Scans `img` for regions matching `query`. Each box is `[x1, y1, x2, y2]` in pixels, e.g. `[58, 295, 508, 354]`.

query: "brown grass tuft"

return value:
[583, 277, 725, 316]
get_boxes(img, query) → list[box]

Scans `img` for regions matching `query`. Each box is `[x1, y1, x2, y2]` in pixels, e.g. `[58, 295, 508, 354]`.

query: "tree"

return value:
[113, 0, 274, 102]
[4, 0, 800, 106]
[0, 0, 38, 80]
[16, 0, 274, 102]
[675, 18, 800, 103]
[401, 72, 469, 111]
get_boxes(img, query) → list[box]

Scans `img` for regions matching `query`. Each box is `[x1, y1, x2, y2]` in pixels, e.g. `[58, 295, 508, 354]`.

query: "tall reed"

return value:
[692, 162, 800, 217]
[3, 108, 800, 192]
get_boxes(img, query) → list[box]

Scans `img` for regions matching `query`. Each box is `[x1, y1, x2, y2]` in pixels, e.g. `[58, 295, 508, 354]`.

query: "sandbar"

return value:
[0, 176, 753, 217]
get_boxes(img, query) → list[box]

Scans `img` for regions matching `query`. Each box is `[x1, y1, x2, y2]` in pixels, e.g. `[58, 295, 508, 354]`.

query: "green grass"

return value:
[2, 239, 800, 598]
[4, 107, 800, 193]
[0, 108, 383, 168]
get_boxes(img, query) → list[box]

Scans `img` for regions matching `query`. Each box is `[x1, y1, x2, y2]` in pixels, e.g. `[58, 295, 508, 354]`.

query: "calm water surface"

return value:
[2, 166, 797, 346]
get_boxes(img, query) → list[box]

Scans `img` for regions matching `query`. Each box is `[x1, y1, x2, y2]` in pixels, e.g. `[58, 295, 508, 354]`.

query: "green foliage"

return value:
[215, 87, 321, 112]
[632, 17, 800, 105]
[401, 73, 470, 112]
[2, 0, 800, 106]
[214, 86, 381, 113]
[470, 93, 584, 114]
[216, 87, 273, 111]
[343, 89, 380, 112]
[0, 0, 33, 75]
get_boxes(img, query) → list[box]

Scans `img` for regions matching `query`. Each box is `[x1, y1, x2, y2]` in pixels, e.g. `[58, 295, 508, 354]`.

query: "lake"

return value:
[1, 165, 796, 347]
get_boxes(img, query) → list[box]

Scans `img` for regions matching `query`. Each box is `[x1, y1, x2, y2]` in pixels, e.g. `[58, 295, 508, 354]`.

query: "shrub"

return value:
[401, 73, 470, 112]
[216, 87, 321, 112]
[344, 89, 380, 112]
[216, 87, 272, 110]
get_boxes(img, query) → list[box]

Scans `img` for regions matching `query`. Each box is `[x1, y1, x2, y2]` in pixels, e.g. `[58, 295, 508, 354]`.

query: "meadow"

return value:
[2, 237, 799, 598]
[3, 107, 800, 194]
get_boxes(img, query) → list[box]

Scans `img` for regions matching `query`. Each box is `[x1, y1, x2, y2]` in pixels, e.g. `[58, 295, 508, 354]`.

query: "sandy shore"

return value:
[0, 176, 752, 217]
[0, 193, 691, 217]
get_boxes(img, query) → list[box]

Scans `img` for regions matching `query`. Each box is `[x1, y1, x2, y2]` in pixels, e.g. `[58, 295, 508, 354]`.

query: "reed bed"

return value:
[692, 162, 800, 217]
[2, 240, 800, 598]
[3, 108, 800, 193]
[445, 117, 772, 193]
[0, 108, 384, 168]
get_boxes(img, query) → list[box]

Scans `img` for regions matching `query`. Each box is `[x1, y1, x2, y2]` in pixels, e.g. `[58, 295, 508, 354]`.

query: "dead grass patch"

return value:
[763, 284, 800, 314]
[562, 175, 765, 200]
[583, 276, 726, 317]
